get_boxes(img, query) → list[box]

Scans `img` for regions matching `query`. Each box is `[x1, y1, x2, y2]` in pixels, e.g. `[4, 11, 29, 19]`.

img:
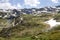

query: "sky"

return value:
[0, 0, 60, 9]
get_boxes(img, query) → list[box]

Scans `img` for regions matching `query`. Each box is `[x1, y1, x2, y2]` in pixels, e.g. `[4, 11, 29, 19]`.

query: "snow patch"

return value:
[45, 18, 60, 29]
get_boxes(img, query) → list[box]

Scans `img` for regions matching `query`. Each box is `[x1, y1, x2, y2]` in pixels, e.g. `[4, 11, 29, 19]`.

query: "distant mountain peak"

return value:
[56, 5, 60, 8]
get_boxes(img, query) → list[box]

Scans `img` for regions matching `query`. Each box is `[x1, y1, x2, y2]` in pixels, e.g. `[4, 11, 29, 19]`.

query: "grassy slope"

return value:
[0, 13, 60, 40]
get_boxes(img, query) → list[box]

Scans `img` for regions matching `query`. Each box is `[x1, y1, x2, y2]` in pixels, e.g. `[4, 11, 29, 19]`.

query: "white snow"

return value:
[45, 18, 60, 28]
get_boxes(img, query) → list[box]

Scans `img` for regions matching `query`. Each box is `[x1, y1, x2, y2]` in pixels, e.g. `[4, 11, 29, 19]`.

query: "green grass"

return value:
[0, 13, 60, 40]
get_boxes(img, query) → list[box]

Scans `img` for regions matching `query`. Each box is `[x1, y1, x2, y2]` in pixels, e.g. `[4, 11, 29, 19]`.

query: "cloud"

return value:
[0, 0, 9, 3]
[0, 3, 16, 9]
[16, 3, 22, 9]
[11, 3, 22, 9]
[0, 0, 22, 9]
[51, 0, 59, 3]
[24, 0, 40, 7]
